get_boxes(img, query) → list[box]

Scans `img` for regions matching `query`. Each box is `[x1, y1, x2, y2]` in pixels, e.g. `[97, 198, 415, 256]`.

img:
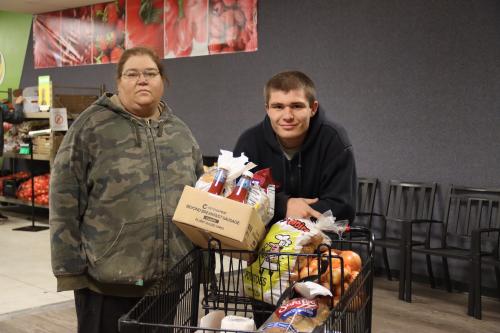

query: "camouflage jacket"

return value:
[50, 93, 203, 292]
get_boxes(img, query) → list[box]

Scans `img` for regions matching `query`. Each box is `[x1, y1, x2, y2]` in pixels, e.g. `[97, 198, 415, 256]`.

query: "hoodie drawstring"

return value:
[157, 121, 165, 137]
[282, 155, 287, 193]
[298, 152, 302, 194]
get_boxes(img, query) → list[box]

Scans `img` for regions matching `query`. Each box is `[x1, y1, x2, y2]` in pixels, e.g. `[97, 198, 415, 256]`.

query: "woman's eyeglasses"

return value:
[121, 69, 160, 81]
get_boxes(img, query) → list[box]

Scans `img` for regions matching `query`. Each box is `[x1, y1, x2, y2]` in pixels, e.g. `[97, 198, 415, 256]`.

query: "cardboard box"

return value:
[33, 135, 51, 155]
[173, 186, 266, 251]
[50, 133, 65, 162]
[53, 94, 98, 118]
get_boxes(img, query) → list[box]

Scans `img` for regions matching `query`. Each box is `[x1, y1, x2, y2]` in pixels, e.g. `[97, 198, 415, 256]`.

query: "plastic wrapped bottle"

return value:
[227, 171, 254, 203]
[208, 166, 228, 195]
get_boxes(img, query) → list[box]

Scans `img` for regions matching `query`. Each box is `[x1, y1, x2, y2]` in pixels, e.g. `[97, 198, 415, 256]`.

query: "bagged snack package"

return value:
[247, 168, 278, 225]
[247, 183, 275, 226]
[259, 298, 330, 333]
[259, 282, 332, 333]
[314, 210, 352, 239]
[196, 165, 219, 191]
[242, 211, 361, 305]
[243, 217, 330, 305]
[252, 168, 280, 191]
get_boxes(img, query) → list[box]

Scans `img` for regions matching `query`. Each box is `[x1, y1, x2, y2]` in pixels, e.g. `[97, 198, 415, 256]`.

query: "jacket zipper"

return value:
[146, 119, 167, 276]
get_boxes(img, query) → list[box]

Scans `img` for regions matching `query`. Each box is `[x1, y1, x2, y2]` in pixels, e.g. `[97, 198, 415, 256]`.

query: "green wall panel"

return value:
[0, 11, 32, 99]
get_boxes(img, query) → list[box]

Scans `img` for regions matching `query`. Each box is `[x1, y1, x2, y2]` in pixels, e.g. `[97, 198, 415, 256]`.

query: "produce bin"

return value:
[119, 227, 374, 333]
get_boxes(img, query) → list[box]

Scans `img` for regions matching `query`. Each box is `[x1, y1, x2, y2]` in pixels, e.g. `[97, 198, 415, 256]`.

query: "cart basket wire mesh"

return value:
[119, 226, 374, 333]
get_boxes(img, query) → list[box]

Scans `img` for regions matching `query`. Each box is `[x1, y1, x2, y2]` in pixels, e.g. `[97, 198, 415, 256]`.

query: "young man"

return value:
[234, 70, 357, 224]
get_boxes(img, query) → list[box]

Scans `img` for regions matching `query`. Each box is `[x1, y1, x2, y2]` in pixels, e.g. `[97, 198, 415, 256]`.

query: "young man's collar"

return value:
[277, 137, 300, 160]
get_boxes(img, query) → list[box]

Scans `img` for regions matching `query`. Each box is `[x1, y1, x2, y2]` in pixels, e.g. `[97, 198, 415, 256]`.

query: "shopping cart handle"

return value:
[324, 226, 375, 256]
[348, 226, 375, 255]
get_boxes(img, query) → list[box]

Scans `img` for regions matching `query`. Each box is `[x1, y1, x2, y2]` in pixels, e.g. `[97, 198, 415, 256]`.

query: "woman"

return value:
[50, 47, 204, 333]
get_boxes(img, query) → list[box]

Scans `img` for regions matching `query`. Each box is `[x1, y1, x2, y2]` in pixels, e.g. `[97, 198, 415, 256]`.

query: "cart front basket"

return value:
[119, 227, 374, 333]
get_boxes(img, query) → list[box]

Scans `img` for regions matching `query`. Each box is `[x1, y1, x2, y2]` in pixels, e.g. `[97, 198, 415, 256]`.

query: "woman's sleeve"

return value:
[49, 124, 90, 281]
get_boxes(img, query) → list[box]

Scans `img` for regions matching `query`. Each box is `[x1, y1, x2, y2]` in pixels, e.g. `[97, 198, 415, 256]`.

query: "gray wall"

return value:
[21, 0, 500, 285]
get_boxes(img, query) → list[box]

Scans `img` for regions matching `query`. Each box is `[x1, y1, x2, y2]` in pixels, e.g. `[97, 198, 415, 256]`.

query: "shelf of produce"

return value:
[3, 152, 51, 161]
[0, 195, 48, 209]
[23, 112, 50, 119]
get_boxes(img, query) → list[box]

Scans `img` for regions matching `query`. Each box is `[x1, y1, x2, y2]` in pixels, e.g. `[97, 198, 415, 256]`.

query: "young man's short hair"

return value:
[264, 71, 317, 107]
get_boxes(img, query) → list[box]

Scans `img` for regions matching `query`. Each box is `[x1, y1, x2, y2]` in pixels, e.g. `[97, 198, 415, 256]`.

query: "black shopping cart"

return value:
[119, 226, 374, 333]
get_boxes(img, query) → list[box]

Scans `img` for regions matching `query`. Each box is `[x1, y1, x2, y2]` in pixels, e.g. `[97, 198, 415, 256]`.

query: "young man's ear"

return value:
[311, 101, 319, 116]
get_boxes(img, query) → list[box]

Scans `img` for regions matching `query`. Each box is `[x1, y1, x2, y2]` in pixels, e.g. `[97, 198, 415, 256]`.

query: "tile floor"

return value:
[0, 207, 499, 333]
[0, 208, 73, 315]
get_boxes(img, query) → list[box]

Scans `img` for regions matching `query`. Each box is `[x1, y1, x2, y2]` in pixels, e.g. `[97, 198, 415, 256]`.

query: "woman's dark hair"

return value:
[116, 47, 169, 85]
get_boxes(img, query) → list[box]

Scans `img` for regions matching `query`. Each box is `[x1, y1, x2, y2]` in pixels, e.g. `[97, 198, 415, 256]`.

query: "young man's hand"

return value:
[286, 197, 322, 219]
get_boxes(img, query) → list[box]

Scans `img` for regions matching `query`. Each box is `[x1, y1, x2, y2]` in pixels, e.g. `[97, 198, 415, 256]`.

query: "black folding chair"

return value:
[472, 210, 500, 319]
[404, 185, 500, 318]
[354, 177, 382, 228]
[373, 180, 438, 300]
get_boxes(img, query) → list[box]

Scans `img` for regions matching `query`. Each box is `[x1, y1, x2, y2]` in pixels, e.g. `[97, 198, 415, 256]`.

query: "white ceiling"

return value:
[0, 0, 104, 15]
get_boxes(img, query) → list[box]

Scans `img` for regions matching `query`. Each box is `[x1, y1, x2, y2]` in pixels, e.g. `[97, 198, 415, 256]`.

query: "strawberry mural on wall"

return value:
[60, 6, 93, 66]
[164, 0, 209, 58]
[33, 11, 62, 68]
[127, 0, 164, 58]
[208, 0, 257, 54]
[32, 0, 258, 68]
[93, 1, 126, 64]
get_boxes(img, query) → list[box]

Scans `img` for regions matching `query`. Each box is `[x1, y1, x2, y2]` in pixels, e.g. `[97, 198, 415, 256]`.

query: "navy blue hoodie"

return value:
[234, 107, 357, 223]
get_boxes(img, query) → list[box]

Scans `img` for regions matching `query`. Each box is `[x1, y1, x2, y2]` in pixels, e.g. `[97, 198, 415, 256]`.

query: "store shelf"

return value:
[23, 111, 50, 119]
[0, 195, 48, 209]
[2, 86, 102, 222]
[3, 152, 50, 161]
